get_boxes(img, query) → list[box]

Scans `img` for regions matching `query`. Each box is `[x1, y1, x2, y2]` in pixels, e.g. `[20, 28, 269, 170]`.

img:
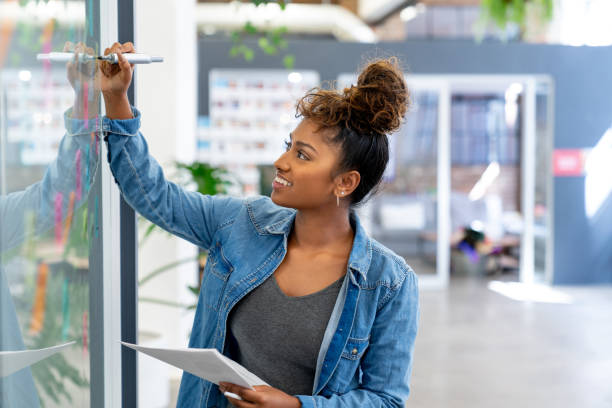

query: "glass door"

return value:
[0, 1, 122, 406]
[443, 75, 553, 285]
[337, 74, 450, 288]
[448, 79, 524, 281]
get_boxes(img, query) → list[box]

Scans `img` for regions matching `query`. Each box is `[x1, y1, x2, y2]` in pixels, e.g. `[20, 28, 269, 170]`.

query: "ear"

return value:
[334, 170, 361, 197]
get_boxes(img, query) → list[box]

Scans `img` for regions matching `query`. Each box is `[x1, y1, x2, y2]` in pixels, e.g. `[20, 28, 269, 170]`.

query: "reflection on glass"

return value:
[0, 1, 100, 406]
[534, 85, 553, 282]
[360, 90, 439, 276]
[449, 90, 522, 278]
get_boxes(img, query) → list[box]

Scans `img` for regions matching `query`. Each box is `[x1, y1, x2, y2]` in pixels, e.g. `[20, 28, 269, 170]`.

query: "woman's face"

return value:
[271, 119, 343, 210]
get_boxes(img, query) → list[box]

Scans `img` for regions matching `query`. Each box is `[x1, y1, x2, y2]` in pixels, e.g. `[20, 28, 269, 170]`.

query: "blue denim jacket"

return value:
[103, 108, 420, 408]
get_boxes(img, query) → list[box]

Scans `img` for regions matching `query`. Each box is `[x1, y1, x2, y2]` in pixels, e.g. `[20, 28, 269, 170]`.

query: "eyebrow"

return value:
[289, 133, 317, 154]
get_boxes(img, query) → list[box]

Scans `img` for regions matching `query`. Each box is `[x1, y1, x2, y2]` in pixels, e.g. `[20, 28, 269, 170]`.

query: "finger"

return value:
[236, 388, 261, 403]
[104, 47, 111, 56]
[224, 395, 255, 408]
[222, 390, 257, 408]
[220, 383, 261, 404]
[110, 42, 121, 54]
[74, 42, 86, 55]
[85, 46, 95, 56]
[121, 41, 135, 53]
[121, 42, 136, 69]
[116, 50, 131, 72]
[63, 41, 73, 52]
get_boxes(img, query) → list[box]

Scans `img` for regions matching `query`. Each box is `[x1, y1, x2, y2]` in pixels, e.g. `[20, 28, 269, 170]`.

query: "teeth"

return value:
[274, 176, 292, 186]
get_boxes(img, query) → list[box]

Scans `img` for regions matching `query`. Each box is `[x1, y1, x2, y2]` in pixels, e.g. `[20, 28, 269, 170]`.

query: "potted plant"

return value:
[138, 162, 235, 310]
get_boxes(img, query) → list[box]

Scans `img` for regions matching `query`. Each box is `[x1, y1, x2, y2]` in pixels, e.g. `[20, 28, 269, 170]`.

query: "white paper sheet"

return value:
[121, 342, 269, 389]
[0, 341, 76, 378]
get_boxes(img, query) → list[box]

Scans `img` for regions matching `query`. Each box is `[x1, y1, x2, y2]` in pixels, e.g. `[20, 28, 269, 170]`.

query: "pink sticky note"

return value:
[83, 82, 89, 128]
[54, 192, 63, 245]
[75, 149, 82, 201]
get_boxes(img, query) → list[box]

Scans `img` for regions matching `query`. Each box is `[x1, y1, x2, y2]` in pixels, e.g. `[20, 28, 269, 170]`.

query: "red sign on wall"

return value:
[553, 149, 586, 177]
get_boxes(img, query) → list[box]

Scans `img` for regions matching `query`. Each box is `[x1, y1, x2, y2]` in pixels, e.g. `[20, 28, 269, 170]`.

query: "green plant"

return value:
[480, 0, 554, 31]
[229, 0, 296, 69]
[138, 162, 236, 310]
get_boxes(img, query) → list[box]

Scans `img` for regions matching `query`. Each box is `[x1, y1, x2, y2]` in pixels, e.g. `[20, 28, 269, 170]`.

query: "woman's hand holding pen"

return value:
[100, 42, 136, 119]
[219, 382, 301, 408]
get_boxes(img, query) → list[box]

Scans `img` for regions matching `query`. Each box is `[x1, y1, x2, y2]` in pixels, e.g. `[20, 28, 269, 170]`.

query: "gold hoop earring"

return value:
[336, 195, 340, 207]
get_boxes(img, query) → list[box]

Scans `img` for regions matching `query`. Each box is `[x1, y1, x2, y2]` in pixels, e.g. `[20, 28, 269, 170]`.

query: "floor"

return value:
[166, 277, 612, 408]
[409, 277, 612, 408]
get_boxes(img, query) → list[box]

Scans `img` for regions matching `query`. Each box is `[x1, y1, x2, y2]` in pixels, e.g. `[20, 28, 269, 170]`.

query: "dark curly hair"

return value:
[296, 57, 410, 205]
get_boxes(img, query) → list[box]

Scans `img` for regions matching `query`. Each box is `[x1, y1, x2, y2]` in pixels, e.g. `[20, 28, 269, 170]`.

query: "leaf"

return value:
[259, 37, 277, 55]
[143, 222, 157, 240]
[139, 257, 198, 286]
[244, 47, 255, 61]
[271, 26, 288, 36]
[244, 21, 258, 35]
[283, 54, 295, 70]
[258, 37, 270, 49]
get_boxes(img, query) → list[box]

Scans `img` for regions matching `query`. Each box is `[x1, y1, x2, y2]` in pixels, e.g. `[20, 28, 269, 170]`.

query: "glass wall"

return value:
[359, 89, 440, 276]
[0, 0, 102, 406]
[337, 74, 442, 278]
[449, 85, 523, 279]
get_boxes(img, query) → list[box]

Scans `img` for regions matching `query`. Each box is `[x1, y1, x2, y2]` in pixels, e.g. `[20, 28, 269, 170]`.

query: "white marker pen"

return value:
[224, 391, 243, 401]
[37, 52, 164, 64]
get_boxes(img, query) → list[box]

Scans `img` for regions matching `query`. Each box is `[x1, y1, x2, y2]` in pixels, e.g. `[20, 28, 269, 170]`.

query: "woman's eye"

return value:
[297, 151, 308, 160]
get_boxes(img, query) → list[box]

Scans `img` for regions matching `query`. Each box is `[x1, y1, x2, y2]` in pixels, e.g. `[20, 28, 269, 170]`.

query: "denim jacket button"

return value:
[351, 348, 358, 355]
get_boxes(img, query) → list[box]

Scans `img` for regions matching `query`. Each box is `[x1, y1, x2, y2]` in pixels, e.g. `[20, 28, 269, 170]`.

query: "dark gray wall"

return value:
[198, 38, 612, 285]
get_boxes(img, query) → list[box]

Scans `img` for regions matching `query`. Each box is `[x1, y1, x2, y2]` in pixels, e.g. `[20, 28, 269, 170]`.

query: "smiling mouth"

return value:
[273, 176, 293, 187]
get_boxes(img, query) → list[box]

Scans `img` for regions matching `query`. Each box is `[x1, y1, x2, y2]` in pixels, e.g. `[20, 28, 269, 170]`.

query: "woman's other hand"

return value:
[100, 42, 135, 119]
[219, 382, 301, 408]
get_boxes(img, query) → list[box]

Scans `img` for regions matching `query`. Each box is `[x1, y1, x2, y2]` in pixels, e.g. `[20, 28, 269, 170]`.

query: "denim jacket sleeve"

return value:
[102, 107, 242, 250]
[297, 270, 420, 408]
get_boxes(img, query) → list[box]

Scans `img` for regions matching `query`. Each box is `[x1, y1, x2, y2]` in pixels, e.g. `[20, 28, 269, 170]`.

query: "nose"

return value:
[274, 151, 290, 172]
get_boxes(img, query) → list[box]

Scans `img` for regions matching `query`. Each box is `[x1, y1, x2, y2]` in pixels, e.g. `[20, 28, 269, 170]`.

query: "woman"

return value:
[101, 42, 419, 408]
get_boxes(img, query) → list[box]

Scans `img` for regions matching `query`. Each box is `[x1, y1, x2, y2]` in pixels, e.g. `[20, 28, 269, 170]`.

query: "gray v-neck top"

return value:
[227, 273, 344, 396]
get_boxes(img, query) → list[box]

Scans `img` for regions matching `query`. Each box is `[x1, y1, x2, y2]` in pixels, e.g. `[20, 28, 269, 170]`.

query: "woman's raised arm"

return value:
[100, 42, 242, 249]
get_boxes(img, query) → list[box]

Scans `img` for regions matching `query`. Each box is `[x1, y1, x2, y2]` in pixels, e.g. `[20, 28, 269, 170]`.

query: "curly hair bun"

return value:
[297, 57, 409, 136]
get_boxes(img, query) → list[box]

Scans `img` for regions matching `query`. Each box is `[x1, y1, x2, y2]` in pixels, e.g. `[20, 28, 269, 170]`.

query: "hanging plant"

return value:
[229, 0, 296, 69]
[481, 0, 554, 31]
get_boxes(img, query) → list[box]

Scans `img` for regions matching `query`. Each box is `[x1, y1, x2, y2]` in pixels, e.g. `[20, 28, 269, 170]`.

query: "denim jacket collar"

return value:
[262, 208, 371, 282]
